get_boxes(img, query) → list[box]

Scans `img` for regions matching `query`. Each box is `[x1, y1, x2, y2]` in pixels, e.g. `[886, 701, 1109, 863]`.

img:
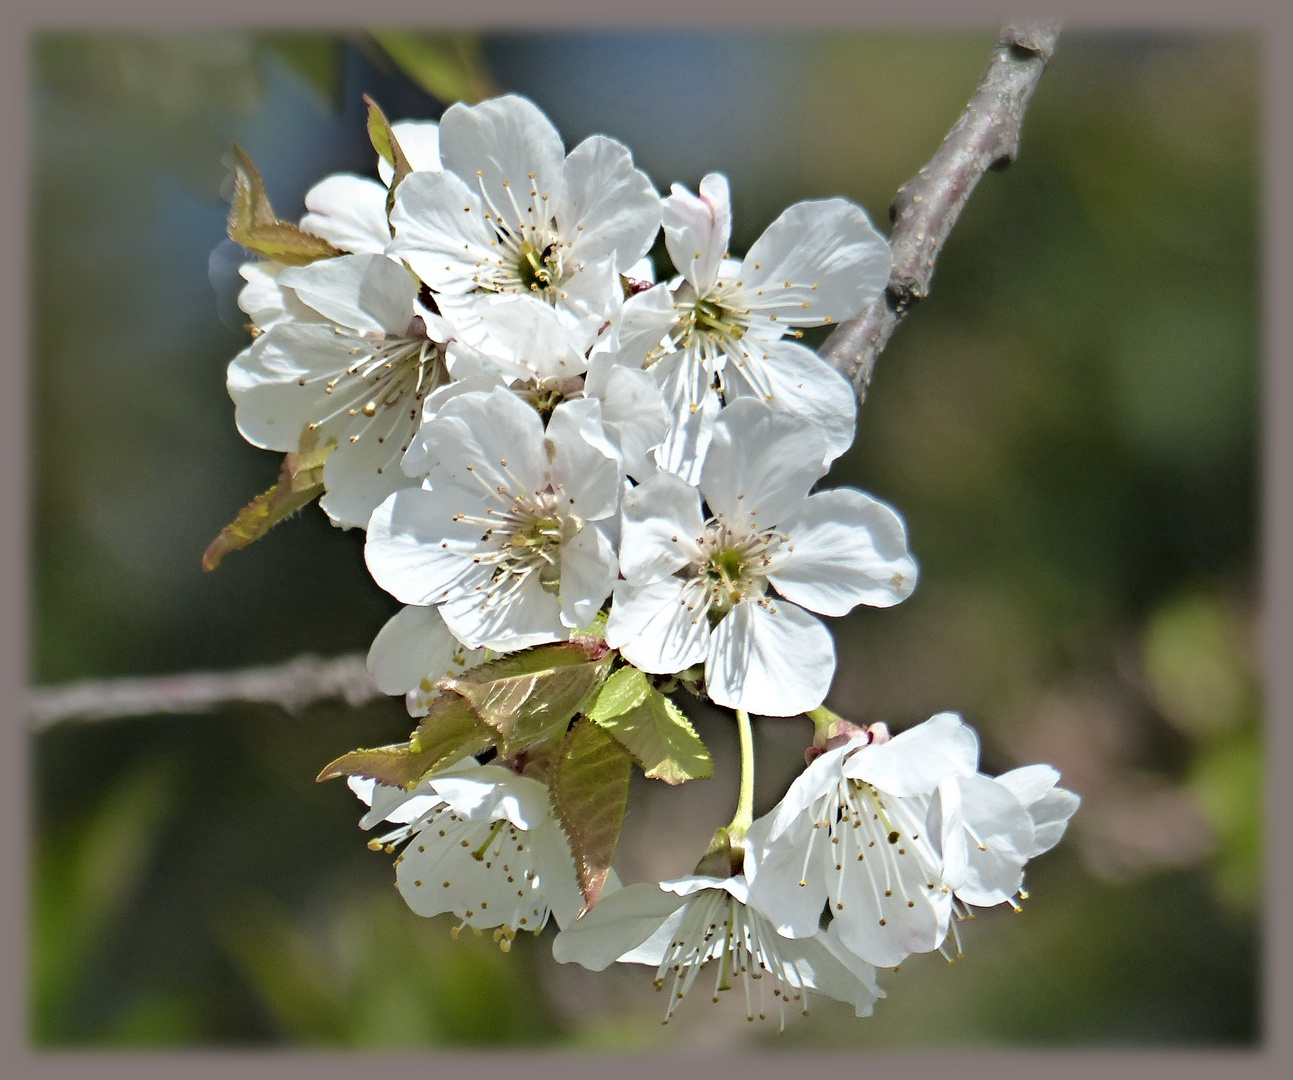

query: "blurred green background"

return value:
[29, 29, 1261, 1048]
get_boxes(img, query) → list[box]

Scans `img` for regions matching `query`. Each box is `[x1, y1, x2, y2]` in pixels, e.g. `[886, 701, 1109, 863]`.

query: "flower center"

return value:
[454, 485, 579, 604]
[516, 239, 562, 296]
[692, 297, 745, 340]
[692, 520, 784, 619]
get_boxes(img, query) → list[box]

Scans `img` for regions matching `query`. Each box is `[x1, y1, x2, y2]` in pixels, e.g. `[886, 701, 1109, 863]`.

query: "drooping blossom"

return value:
[551, 873, 883, 1027]
[744, 713, 980, 968]
[350, 761, 583, 944]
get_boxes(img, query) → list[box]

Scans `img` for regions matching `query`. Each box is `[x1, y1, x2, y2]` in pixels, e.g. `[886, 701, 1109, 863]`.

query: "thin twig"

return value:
[29, 25, 1060, 732]
[28, 653, 383, 730]
[819, 20, 1061, 402]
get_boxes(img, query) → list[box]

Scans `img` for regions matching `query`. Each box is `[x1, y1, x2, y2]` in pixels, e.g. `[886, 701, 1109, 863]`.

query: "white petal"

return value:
[439, 95, 566, 240]
[380, 119, 442, 183]
[559, 134, 660, 269]
[558, 523, 618, 629]
[719, 337, 857, 464]
[430, 765, 550, 828]
[743, 813, 831, 939]
[366, 604, 464, 694]
[699, 398, 829, 530]
[467, 292, 590, 381]
[825, 811, 949, 967]
[605, 578, 711, 675]
[588, 282, 677, 376]
[651, 347, 720, 486]
[842, 712, 979, 796]
[300, 173, 391, 254]
[770, 489, 918, 616]
[423, 387, 547, 497]
[551, 883, 688, 970]
[226, 326, 358, 451]
[662, 172, 731, 296]
[705, 598, 835, 717]
[440, 571, 567, 652]
[529, 818, 585, 929]
[237, 261, 321, 330]
[364, 487, 494, 607]
[787, 931, 884, 1018]
[277, 252, 415, 336]
[387, 170, 497, 294]
[618, 472, 705, 584]
[940, 774, 1034, 907]
[734, 197, 891, 324]
[318, 431, 417, 530]
[547, 398, 623, 523]
[995, 766, 1080, 857]
[589, 365, 669, 483]
[754, 743, 853, 847]
[402, 374, 507, 477]
[352, 776, 444, 831]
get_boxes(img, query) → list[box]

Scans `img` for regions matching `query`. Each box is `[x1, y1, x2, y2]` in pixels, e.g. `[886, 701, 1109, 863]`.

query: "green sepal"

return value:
[438, 642, 613, 755]
[363, 95, 413, 214]
[226, 144, 343, 266]
[693, 825, 741, 878]
[549, 717, 632, 912]
[590, 685, 714, 786]
[586, 665, 649, 723]
[202, 434, 335, 571]
[315, 693, 494, 789]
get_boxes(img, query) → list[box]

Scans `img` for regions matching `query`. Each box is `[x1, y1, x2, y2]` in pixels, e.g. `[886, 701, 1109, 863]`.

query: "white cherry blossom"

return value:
[551, 874, 883, 1027]
[350, 761, 583, 943]
[605, 172, 891, 482]
[745, 713, 980, 968]
[365, 386, 622, 651]
[386, 94, 661, 341]
[227, 252, 480, 528]
[604, 399, 917, 715]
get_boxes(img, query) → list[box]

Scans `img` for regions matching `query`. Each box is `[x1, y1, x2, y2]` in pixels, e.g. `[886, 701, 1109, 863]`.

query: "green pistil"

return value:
[693, 299, 744, 339]
[517, 241, 555, 293]
[471, 819, 507, 861]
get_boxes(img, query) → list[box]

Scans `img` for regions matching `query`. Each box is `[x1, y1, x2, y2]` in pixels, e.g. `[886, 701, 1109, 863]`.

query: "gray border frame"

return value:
[5, 1, 1288, 1077]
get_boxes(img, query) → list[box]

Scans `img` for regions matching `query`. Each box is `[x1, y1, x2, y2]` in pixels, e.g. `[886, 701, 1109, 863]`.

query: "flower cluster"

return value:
[215, 93, 1078, 1028]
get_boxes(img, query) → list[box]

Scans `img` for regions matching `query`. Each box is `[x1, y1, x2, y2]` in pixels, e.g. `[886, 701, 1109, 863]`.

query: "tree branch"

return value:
[28, 653, 383, 730]
[819, 20, 1061, 402]
[28, 25, 1060, 733]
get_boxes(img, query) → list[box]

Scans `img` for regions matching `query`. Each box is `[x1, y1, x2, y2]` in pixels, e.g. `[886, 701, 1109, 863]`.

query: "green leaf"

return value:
[590, 686, 714, 786]
[368, 31, 497, 106]
[226, 143, 344, 265]
[439, 642, 612, 754]
[316, 694, 493, 789]
[586, 665, 649, 722]
[549, 718, 632, 911]
[363, 95, 412, 205]
[202, 435, 335, 571]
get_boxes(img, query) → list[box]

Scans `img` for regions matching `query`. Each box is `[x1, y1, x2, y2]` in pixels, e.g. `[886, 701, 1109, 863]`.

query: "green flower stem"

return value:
[806, 704, 845, 740]
[728, 708, 756, 843]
